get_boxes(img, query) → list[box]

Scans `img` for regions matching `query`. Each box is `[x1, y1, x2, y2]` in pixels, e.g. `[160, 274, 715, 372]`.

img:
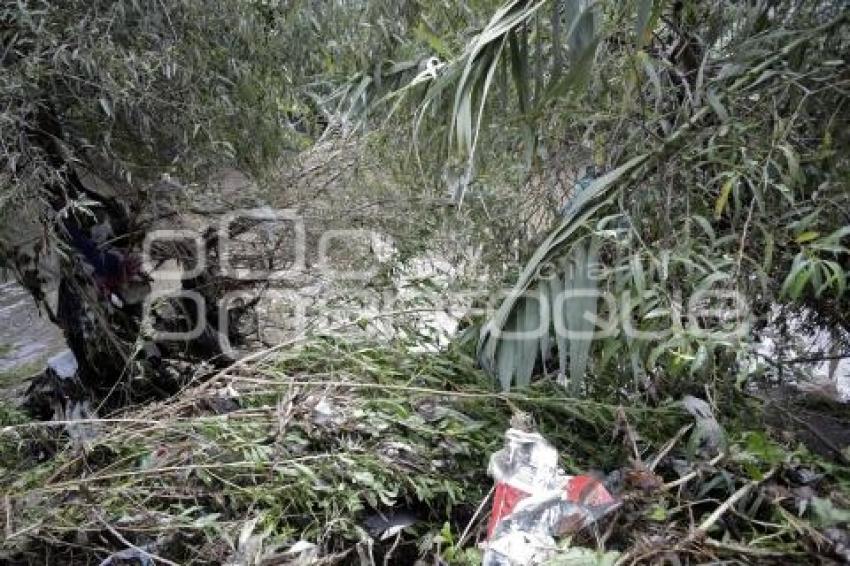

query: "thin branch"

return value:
[98, 518, 180, 566]
[458, 484, 495, 548]
[692, 468, 776, 537]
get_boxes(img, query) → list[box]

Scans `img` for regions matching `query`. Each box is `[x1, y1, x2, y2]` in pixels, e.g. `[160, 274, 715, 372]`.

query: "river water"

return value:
[0, 281, 65, 375]
[0, 276, 847, 402]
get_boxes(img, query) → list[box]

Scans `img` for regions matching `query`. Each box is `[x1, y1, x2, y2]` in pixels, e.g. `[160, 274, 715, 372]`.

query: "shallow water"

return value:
[756, 305, 850, 402]
[2, 274, 848, 405]
[0, 281, 65, 374]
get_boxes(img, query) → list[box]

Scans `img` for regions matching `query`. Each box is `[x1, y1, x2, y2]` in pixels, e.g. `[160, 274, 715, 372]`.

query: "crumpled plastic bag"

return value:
[483, 428, 618, 565]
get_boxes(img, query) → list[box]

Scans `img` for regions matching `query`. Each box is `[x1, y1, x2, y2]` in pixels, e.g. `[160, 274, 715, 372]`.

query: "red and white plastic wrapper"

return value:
[482, 428, 618, 565]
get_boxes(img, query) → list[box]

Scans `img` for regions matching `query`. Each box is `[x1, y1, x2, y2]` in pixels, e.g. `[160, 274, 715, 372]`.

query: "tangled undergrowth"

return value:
[1, 338, 849, 565]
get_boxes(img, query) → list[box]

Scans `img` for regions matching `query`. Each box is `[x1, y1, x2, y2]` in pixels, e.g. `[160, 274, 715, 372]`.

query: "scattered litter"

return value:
[483, 427, 617, 565]
[364, 511, 417, 540]
[98, 547, 155, 566]
[219, 383, 241, 399]
[681, 395, 726, 459]
[227, 515, 266, 566]
[311, 397, 336, 425]
[280, 540, 318, 564]
[47, 349, 78, 379]
[546, 546, 621, 565]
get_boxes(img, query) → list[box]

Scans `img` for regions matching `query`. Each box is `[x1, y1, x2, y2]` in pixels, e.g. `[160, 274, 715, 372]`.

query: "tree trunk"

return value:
[14, 106, 237, 410]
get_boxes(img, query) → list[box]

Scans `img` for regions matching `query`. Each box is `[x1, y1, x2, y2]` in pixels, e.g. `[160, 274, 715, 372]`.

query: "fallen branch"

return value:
[704, 538, 788, 558]
[661, 453, 725, 491]
[458, 484, 495, 548]
[692, 468, 777, 537]
[99, 518, 179, 566]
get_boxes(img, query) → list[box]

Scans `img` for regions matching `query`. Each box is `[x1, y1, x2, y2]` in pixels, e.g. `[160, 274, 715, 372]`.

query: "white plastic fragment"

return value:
[311, 398, 335, 425]
[47, 349, 78, 380]
[282, 540, 318, 564]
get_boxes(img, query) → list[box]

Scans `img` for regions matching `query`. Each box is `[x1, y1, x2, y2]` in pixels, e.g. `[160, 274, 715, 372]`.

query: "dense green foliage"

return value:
[3, 338, 850, 563]
[2, 0, 291, 195]
[379, 0, 850, 396]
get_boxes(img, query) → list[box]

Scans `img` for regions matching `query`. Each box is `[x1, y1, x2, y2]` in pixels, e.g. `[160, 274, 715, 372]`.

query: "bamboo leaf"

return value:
[470, 38, 508, 166]
[795, 231, 820, 244]
[762, 227, 775, 273]
[496, 333, 518, 391]
[551, 0, 564, 79]
[478, 153, 650, 380]
[99, 97, 113, 118]
[781, 253, 811, 299]
[639, 52, 663, 113]
[508, 28, 531, 115]
[691, 344, 708, 375]
[515, 297, 542, 387]
[692, 215, 716, 243]
[568, 237, 600, 393]
[544, 1, 600, 104]
[630, 254, 646, 296]
[635, 0, 653, 50]
[714, 176, 735, 219]
[706, 90, 730, 123]
[539, 277, 553, 369]
[551, 272, 569, 379]
[777, 144, 801, 186]
[694, 271, 730, 297]
[565, 0, 596, 56]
